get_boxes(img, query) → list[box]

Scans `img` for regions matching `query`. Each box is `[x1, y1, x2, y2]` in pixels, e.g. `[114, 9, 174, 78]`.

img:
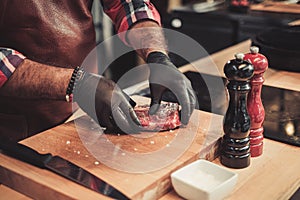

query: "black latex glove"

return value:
[73, 71, 141, 133]
[147, 52, 197, 125]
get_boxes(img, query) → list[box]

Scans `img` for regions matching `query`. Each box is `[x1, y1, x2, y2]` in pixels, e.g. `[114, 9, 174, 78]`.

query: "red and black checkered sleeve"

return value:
[101, 0, 161, 43]
[0, 48, 26, 88]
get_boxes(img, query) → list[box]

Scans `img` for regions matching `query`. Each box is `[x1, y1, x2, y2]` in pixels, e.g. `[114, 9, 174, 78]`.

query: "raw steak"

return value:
[134, 102, 181, 131]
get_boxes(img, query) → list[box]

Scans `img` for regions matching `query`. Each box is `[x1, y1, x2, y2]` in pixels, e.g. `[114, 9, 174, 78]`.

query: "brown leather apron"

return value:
[0, 0, 96, 141]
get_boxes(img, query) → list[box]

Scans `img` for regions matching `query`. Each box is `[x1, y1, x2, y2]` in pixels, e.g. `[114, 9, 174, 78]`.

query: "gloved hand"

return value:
[73, 71, 141, 133]
[146, 52, 197, 125]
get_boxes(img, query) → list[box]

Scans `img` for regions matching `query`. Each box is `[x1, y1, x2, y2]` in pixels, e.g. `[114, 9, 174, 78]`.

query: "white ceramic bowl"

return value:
[171, 159, 238, 200]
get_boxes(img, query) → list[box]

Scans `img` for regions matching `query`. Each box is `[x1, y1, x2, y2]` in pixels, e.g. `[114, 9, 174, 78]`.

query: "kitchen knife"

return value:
[0, 138, 129, 200]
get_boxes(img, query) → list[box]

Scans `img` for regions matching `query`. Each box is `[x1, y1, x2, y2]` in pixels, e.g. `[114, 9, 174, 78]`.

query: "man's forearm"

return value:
[127, 20, 168, 60]
[0, 59, 73, 100]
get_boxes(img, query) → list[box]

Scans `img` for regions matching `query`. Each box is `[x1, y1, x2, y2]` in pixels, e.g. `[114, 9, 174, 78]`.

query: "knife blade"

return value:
[0, 138, 129, 200]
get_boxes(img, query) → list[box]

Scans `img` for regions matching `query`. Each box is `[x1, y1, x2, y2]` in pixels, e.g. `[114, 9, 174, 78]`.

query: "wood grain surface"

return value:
[1, 40, 300, 200]
[0, 185, 32, 200]
[251, 2, 300, 14]
[0, 97, 223, 200]
[161, 40, 300, 199]
[180, 40, 300, 92]
[160, 138, 300, 200]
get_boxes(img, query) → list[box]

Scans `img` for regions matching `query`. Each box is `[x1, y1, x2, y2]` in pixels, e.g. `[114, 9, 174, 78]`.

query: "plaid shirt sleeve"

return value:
[0, 48, 26, 88]
[101, 0, 161, 44]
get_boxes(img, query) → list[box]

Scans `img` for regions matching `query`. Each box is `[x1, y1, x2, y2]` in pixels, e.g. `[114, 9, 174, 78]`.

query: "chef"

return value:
[0, 0, 196, 141]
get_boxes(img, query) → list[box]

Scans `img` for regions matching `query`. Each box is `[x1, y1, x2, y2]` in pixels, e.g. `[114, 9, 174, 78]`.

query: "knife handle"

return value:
[0, 138, 52, 168]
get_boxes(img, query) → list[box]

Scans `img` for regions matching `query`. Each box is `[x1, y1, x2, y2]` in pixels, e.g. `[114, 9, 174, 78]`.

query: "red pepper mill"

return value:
[221, 53, 254, 169]
[244, 46, 268, 157]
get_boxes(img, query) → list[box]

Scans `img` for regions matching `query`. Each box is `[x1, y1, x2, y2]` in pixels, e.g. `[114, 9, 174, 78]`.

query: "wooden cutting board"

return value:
[0, 96, 224, 200]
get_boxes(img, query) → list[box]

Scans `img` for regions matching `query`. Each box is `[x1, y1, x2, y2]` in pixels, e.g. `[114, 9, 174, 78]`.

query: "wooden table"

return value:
[251, 1, 300, 14]
[163, 39, 300, 199]
[0, 100, 223, 200]
[160, 139, 300, 200]
[1, 40, 300, 200]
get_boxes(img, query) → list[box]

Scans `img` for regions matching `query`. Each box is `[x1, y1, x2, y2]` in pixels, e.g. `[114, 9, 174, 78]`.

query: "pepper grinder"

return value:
[221, 53, 254, 169]
[244, 46, 268, 157]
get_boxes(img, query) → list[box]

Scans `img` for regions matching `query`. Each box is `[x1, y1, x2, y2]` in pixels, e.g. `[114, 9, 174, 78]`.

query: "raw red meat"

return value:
[134, 102, 181, 131]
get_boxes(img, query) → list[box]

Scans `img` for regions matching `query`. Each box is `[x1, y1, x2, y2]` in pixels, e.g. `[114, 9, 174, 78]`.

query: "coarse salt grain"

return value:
[94, 161, 100, 165]
[66, 140, 71, 145]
